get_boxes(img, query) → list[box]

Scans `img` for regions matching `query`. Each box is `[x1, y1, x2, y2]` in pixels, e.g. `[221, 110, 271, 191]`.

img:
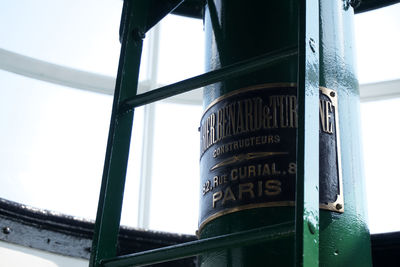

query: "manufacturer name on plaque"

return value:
[199, 83, 343, 230]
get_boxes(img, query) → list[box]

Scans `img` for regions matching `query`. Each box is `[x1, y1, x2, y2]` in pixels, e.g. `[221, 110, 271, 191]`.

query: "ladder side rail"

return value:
[89, 1, 150, 266]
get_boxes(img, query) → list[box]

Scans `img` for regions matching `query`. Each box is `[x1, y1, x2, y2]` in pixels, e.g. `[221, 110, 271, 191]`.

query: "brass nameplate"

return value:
[199, 83, 343, 231]
[319, 87, 344, 212]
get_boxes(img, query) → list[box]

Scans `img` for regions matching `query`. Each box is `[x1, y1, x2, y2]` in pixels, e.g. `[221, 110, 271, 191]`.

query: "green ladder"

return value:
[89, 0, 320, 266]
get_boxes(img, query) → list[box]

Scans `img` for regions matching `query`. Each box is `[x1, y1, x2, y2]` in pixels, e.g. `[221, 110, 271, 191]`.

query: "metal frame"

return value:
[1, 47, 399, 102]
[136, 24, 161, 230]
[89, 0, 320, 266]
[89, 1, 150, 265]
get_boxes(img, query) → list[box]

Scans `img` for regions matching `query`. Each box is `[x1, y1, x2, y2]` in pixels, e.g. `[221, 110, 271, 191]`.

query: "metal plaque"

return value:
[199, 83, 343, 230]
[319, 87, 344, 212]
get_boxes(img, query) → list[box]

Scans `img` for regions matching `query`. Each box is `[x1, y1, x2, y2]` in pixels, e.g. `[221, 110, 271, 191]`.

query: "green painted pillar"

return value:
[198, 0, 372, 266]
[318, 1, 372, 266]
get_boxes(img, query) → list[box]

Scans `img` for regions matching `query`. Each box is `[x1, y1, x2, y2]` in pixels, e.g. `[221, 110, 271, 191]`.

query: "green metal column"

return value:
[319, 1, 372, 266]
[199, 1, 299, 266]
[199, 0, 372, 266]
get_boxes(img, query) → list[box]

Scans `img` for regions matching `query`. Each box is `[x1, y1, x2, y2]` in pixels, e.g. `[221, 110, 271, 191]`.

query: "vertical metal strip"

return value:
[137, 24, 161, 229]
[295, 0, 320, 266]
[89, 1, 150, 266]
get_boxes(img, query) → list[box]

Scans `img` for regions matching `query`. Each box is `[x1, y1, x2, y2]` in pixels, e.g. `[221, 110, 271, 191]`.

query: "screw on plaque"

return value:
[330, 91, 336, 97]
[309, 38, 316, 53]
[336, 203, 343, 210]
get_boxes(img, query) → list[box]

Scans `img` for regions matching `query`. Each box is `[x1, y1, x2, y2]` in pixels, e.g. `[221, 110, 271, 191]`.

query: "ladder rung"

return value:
[120, 45, 298, 113]
[101, 221, 295, 267]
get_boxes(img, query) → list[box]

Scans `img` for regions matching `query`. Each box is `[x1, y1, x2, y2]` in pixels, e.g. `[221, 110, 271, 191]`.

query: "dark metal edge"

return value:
[170, 0, 400, 17]
[0, 197, 400, 266]
[354, 0, 400, 14]
[371, 231, 400, 267]
[171, 0, 400, 17]
[172, 0, 204, 19]
[0, 198, 197, 266]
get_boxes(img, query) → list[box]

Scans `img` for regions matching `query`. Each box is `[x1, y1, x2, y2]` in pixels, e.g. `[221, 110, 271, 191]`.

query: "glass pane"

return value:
[0, 70, 142, 222]
[361, 98, 400, 233]
[121, 106, 144, 228]
[0, 0, 124, 77]
[355, 4, 400, 84]
[157, 14, 205, 85]
[0, 70, 110, 218]
[0, 241, 88, 267]
[149, 103, 202, 234]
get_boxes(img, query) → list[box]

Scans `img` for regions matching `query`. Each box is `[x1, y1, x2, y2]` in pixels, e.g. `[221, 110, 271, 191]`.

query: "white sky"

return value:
[355, 4, 400, 84]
